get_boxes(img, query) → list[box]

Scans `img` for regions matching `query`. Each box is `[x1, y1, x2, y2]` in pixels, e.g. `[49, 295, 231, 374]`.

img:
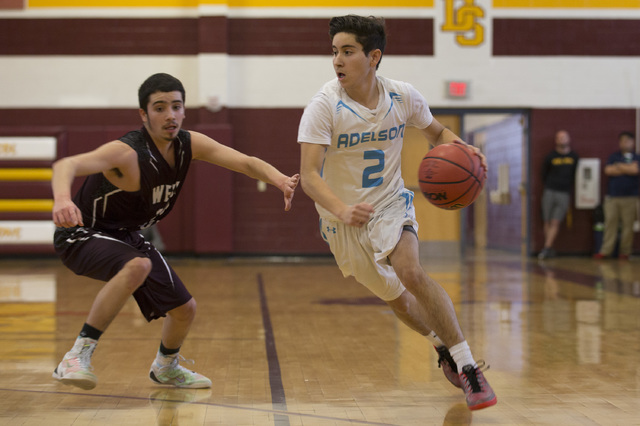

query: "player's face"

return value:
[555, 130, 570, 154]
[140, 91, 185, 143]
[619, 135, 635, 153]
[332, 32, 378, 92]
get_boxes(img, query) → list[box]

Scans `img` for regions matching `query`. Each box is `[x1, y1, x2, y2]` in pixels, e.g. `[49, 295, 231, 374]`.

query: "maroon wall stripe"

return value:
[0, 245, 55, 254]
[385, 19, 434, 56]
[0, 0, 23, 9]
[200, 16, 228, 53]
[494, 18, 640, 56]
[5, 16, 640, 57]
[0, 212, 51, 220]
[0, 17, 432, 56]
[228, 18, 328, 55]
[0, 18, 202, 55]
[2, 107, 640, 255]
[229, 18, 433, 55]
[0, 182, 52, 199]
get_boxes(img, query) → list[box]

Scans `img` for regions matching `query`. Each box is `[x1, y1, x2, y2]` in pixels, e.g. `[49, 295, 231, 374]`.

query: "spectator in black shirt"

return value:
[539, 130, 579, 260]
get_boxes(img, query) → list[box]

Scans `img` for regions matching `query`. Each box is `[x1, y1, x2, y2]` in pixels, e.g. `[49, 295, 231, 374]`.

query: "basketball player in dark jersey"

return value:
[51, 73, 300, 390]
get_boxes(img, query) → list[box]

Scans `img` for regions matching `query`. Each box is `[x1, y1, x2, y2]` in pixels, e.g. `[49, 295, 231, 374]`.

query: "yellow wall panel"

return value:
[0, 200, 53, 212]
[401, 117, 462, 243]
[227, 0, 433, 6]
[0, 169, 52, 181]
[29, 0, 433, 7]
[29, 0, 203, 6]
[494, 0, 640, 8]
[28, 0, 640, 8]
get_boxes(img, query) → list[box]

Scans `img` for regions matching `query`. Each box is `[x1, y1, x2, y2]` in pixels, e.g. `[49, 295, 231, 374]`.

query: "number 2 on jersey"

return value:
[362, 150, 385, 188]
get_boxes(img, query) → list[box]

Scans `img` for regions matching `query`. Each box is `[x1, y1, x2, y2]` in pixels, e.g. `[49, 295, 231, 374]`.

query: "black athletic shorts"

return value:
[54, 226, 192, 322]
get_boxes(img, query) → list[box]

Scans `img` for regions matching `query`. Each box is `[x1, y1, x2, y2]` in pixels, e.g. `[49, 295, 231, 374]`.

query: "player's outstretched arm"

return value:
[191, 131, 299, 211]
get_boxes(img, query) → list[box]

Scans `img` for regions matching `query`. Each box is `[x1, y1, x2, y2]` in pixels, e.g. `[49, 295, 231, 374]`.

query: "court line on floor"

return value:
[0, 388, 397, 426]
[257, 272, 289, 426]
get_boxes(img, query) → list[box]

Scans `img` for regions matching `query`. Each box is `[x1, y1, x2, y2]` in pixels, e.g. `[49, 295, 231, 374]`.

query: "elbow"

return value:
[300, 174, 312, 195]
[299, 171, 319, 197]
[52, 158, 66, 169]
[52, 157, 73, 174]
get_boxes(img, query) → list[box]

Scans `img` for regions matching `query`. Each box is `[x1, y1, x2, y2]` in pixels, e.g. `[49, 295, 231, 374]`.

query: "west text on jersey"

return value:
[152, 182, 181, 204]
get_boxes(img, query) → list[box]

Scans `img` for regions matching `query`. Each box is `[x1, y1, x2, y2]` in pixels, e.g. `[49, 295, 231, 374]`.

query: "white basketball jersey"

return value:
[298, 76, 434, 220]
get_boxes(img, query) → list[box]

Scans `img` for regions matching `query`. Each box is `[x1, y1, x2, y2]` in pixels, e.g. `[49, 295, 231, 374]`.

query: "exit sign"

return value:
[446, 81, 470, 99]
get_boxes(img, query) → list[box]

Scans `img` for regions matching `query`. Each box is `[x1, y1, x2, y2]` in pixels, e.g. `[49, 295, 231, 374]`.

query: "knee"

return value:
[386, 290, 414, 316]
[396, 265, 425, 293]
[122, 257, 152, 289]
[387, 296, 411, 317]
[169, 298, 196, 323]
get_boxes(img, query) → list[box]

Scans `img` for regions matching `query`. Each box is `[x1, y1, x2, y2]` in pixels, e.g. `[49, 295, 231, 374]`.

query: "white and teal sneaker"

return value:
[52, 337, 98, 390]
[149, 353, 211, 389]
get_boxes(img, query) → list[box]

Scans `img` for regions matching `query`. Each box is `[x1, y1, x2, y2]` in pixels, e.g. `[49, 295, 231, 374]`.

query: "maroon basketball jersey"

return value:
[73, 127, 192, 231]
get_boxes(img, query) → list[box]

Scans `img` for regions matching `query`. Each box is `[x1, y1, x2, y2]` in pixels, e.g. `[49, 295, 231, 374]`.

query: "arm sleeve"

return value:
[405, 83, 434, 129]
[298, 93, 333, 146]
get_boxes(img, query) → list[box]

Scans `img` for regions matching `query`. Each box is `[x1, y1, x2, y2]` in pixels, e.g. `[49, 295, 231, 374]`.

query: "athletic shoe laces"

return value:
[74, 342, 96, 370]
[160, 354, 195, 372]
[462, 361, 489, 393]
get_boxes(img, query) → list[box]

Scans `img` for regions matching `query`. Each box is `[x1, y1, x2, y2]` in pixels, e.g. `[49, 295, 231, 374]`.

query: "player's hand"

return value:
[52, 198, 84, 228]
[282, 173, 300, 211]
[340, 202, 375, 228]
[453, 140, 488, 173]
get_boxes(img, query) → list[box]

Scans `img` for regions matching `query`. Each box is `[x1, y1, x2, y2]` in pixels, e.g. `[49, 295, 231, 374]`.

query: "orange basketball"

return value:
[418, 142, 486, 210]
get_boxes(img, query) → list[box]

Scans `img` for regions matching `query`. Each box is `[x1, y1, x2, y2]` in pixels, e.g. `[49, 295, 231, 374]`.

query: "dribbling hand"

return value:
[453, 140, 488, 172]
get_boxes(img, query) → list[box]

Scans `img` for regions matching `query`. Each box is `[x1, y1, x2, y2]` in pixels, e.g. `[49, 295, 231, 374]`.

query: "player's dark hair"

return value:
[618, 131, 635, 140]
[138, 73, 186, 111]
[329, 15, 386, 70]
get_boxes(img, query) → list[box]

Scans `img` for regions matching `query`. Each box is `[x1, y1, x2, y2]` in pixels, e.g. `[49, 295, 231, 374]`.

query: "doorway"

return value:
[465, 113, 529, 254]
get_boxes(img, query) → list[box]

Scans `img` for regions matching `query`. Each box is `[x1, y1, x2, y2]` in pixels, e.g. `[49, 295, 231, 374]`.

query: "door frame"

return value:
[431, 108, 531, 256]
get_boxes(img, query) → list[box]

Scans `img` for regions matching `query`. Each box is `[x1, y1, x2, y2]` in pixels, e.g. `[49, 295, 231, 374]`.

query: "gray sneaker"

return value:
[52, 337, 98, 390]
[149, 354, 211, 389]
[537, 248, 555, 260]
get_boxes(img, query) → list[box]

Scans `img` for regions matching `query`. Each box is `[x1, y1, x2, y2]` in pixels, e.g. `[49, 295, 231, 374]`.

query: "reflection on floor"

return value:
[0, 250, 638, 425]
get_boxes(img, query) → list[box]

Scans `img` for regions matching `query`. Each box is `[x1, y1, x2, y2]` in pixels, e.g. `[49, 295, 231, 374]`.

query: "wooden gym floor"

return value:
[0, 250, 638, 425]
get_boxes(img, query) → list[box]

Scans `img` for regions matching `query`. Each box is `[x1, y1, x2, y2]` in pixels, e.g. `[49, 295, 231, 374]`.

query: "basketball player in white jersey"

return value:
[298, 15, 496, 411]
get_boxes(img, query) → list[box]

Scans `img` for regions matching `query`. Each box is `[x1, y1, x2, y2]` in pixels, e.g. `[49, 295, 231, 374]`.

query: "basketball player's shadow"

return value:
[148, 388, 212, 426]
[442, 402, 472, 426]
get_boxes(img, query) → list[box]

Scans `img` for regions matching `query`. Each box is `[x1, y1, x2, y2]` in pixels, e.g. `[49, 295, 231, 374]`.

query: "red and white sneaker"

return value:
[52, 337, 98, 390]
[460, 364, 497, 410]
[435, 346, 462, 388]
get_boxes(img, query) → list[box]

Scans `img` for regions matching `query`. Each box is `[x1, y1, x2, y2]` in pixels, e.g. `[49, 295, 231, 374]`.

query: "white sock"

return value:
[449, 341, 477, 371]
[425, 331, 445, 348]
